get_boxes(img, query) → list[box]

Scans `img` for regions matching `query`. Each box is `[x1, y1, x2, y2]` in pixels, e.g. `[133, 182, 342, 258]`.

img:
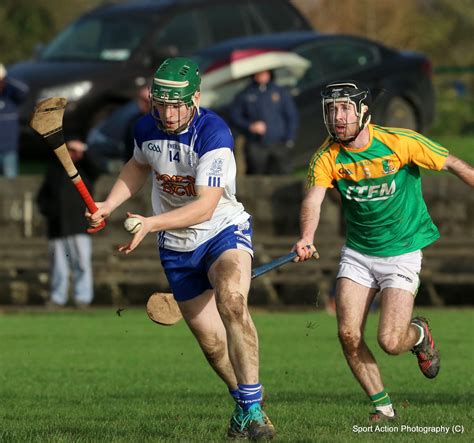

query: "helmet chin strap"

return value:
[153, 91, 200, 134]
[334, 114, 371, 144]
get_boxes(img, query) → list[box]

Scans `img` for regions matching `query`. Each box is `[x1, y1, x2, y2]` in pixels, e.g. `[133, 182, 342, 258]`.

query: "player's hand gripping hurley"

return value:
[147, 245, 319, 325]
[29, 97, 105, 233]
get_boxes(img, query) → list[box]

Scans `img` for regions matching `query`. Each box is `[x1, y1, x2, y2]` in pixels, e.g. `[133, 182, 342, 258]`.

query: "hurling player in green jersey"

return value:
[293, 80, 474, 422]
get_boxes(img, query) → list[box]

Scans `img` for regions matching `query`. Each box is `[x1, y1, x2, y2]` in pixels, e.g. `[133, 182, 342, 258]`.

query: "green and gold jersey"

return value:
[306, 124, 449, 256]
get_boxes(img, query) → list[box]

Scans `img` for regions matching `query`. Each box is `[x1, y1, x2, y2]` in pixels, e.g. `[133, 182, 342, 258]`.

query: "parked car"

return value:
[88, 31, 435, 170]
[7, 0, 312, 160]
[194, 31, 435, 167]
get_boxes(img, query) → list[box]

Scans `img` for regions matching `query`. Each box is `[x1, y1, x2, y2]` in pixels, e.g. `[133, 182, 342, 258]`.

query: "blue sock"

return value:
[238, 383, 262, 411]
[229, 387, 240, 404]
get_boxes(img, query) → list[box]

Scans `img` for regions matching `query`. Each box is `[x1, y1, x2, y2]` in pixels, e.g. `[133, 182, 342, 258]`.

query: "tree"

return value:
[293, 0, 473, 66]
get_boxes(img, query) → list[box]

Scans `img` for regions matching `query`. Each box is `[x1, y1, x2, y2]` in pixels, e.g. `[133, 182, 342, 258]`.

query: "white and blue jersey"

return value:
[133, 108, 251, 252]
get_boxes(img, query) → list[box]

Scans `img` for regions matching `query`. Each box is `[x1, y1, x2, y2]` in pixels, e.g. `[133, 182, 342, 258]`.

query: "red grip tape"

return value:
[74, 179, 106, 233]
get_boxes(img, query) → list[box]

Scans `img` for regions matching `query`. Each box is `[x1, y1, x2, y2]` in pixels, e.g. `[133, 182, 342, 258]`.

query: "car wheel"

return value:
[382, 96, 418, 130]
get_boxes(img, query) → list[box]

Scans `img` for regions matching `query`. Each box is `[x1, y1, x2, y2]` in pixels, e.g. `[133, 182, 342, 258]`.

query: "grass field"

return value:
[0, 308, 472, 442]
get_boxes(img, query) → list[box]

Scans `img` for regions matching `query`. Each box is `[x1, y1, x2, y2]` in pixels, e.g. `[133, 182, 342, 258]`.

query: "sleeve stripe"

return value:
[207, 176, 221, 187]
[374, 126, 448, 157]
[390, 129, 448, 157]
[306, 143, 332, 188]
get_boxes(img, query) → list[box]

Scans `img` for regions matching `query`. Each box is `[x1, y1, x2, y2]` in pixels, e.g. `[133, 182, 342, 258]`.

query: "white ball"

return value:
[123, 217, 142, 234]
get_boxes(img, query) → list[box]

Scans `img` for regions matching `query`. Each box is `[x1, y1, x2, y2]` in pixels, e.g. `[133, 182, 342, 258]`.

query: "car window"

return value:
[249, 1, 311, 32]
[200, 65, 298, 111]
[296, 39, 380, 90]
[41, 16, 151, 62]
[200, 77, 252, 110]
[202, 4, 250, 43]
[154, 10, 204, 56]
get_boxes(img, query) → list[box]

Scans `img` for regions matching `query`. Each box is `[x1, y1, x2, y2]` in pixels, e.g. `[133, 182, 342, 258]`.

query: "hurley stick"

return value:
[30, 97, 105, 233]
[147, 246, 319, 326]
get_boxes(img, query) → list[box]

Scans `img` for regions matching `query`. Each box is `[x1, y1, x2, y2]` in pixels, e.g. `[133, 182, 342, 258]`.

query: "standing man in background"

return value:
[121, 84, 152, 162]
[293, 80, 474, 422]
[86, 58, 275, 440]
[87, 84, 152, 173]
[0, 63, 28, 178]
[230, 69, 298, 175]
[37, 139, 101, 308]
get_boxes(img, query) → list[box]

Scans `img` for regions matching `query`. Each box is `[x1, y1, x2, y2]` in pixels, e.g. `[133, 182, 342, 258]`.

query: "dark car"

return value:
[7, 0, 312, 160]
[195, 31, 435, 167]
[87, 31, 435, 171]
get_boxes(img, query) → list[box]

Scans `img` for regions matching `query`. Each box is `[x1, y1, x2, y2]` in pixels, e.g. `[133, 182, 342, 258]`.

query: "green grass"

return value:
[0, 308, 472, 442]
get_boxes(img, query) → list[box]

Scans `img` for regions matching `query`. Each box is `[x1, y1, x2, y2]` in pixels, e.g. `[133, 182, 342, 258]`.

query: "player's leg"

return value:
[336, 246, 396, 421]
[377, 288, 417, 354]
[337, 278, 397, 422]
[69, 234, 93, 306]
[209, 249, 275, 440]
[178, 288, 252, 439]
[177, 289, 238, 389]
[336, 277, 381, 394]
[208, 249, 256, 382]
[376, 250, 440, 379]
[48, 238, 70, 306]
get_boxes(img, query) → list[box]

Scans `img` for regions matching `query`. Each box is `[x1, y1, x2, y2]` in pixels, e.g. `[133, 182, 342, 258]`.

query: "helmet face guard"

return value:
[151, 57, 201, 134]
[321, 81, 371, 143]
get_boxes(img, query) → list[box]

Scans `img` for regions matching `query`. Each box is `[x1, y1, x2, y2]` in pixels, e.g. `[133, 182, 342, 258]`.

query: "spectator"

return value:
[230, 69, 298, 174]
[87, 85, 151, 173]
[37, 139, 101, 307]
[0, 63, 28, 178]
[122, 85, 151, 162]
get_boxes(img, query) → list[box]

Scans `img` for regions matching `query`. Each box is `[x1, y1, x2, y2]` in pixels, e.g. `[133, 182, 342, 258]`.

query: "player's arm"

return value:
[119, 185, 223, 254]
[150, 185, 223, 232]
[442, 154, 474, 187]
[294, 185, 327, 261]
[87, 157, 151, 225]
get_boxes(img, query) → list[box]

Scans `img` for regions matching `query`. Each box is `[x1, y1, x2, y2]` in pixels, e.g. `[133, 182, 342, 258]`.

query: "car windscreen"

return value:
[40, 16, 152, 62]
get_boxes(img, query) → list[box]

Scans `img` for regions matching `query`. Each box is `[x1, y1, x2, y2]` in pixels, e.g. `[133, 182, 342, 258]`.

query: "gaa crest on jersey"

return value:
[338, 166, 353, 176]
[147, 141, 162, 153]
[206, 158, 224, 187]
[208, 158, 224, 176]
[382, 159, 397, 174]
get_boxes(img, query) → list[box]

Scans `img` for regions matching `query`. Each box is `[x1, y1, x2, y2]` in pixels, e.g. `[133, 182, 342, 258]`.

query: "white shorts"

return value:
[337, 246, 422, 295]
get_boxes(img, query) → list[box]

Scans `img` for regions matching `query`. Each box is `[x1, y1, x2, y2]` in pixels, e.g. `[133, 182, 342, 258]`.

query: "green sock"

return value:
[370, 390, 392, 408]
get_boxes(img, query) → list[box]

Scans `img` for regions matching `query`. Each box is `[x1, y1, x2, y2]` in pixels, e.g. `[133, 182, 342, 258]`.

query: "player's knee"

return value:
[199, 335, 227, 364]
[378, 335, 403, 355]
[338, 328, 362, 353]
[216, 290, 246, 321]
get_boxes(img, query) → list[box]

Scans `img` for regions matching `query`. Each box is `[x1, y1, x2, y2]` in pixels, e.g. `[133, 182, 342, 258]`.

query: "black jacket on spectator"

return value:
[0, 77, 28, 154]
[37, 153, 101, 239]
[230, 80, 298, 145]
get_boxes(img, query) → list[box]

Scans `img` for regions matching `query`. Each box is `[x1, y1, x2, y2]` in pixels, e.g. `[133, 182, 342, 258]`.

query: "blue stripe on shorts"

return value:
[159, 218, 253, 302]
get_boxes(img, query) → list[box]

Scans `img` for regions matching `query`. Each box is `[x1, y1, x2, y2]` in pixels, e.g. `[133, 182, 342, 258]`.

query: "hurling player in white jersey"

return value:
[86, 58, 275, 440]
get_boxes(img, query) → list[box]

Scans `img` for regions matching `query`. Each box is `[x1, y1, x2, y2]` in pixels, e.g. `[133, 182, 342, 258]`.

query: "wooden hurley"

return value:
[29, 97, 105, 233]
